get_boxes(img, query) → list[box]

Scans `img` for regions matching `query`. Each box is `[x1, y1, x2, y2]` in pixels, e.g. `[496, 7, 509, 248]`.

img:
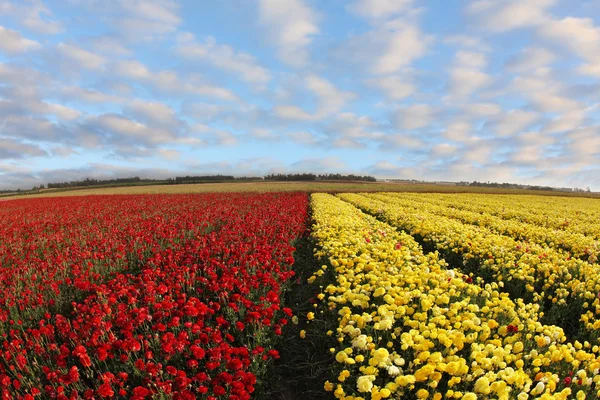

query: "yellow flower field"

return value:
[307, 193, 600, 399]
[377, 193, 599, 262]
[338, 193, 600, 341]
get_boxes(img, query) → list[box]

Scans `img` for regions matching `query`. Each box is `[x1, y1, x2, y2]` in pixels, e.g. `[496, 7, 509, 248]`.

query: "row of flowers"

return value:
[308, 193, 600, 399]
[0, 195, 227, 331]
[376, 193, 599, 263]
[338, 193, 600, 341]
[392, 193, 600, 241]
[0, 193, 308, 398]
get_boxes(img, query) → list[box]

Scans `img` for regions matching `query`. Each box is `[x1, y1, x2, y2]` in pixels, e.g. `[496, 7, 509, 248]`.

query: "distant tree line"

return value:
[168, 175, 236, 183]
[47, 177, 154, 189]
[167, 175, 263, 184]
[456, 181, 590, 192]
[264, 173, 376, 182]
[47, 175, 265, 189]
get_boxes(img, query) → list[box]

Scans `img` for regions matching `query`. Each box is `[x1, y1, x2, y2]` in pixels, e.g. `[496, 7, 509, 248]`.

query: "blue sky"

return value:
[0, 0, 599, 190]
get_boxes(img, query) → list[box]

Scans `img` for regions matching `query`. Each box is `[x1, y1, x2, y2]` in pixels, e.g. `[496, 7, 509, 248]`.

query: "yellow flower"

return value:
[513, 341, 524, 353]
[335, 351, 348, 363]
[307, 312, 315, 321]
[338, 370, 350, 382]
[356, 375, 375, 393]
[416, 389, 429, 399]
[395, 375, 416, 386]
[414, 364, 435, 381]
[299, 330, 306, 339]
[474, 377, 491, 394]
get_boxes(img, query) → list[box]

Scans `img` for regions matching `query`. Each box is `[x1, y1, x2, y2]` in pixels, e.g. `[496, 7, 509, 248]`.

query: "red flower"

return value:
[213, 386, 226, 396]
[97, 382, 114, 398]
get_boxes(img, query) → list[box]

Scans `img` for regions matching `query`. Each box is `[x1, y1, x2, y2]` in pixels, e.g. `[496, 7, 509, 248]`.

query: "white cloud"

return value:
[57, 43, 106, 70]
[365, 160, 402, 176]
[505, 47, 556, 72]
[125, 101, 181, 129]
[508, 68, 581, 114]
[0, 25, 40, 53]
[538, 17, 600, 60]
[46, 103, 81, 120]
[578, 62, 600, 78]
[466, 0, 556, 32]
[0, 1, 63, 34]
[339, 18, 431, 75]
[454, 51, 487, 69]
[537, 17, 600, 78]
[462, 142, 492, 164]
[319, 112, 385, 148]
[372, 20, 430, 75]
[89, 113, 175, 145]
[366, 75, 416, 100]
[488, 109, 540, 137]
[529, 93, 579, 113]
[185, 83, 239, 102]
[346, 0, 414, 20]
[290, 157, 346, 172]
[541, 111, 586, 134]
[0, 62, 46, 85]
[393, 104, 435, 130]
[258, 0, 319, 67]
[568, 126, 600, 157]
[209, 130, 238, 146]
[60, 87, 124, 104]
[0, 137, 47, 159]
[114, 0, 181, 41]
[331, 137, 366, 149]
[90, 36, 132, 56]
[432, 143, 459, 157]
[287, 131, 319, 145]
[273, 105, 315, 121]
[113, 60, 151, 79]
[378, 133, 424, 149]
[158, 149, 181, 160]
[447, 50, 491, 99]
[175, 34, 271, 85]
[51, 146, 79, 158]
[442, 120, 474, 142]
[444, 35, 490, 50]
[305, 74, 355, 116]
[250, 128, 279, 141]
[113, 61, 239, 101]
[448, 69, 491, 98]
[463, 103, 502, 117]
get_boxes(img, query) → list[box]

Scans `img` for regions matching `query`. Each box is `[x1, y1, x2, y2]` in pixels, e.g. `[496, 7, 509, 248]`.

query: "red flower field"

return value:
[0, 193, 308, 399]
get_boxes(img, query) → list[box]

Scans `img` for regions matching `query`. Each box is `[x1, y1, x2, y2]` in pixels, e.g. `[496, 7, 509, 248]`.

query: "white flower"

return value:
[394, 357, 405, 366]
[352, 334, 368, 350]
[388, 365, 401, 376]
[357, 375, 375, 393]
[531, 381, 545, 395]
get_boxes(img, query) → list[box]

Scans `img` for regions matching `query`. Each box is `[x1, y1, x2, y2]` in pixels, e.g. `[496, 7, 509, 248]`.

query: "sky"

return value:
[1, 0, 600, 190]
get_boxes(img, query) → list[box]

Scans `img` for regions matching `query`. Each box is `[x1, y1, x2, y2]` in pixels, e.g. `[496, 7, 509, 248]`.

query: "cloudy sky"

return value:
[1, 0, 599, 190]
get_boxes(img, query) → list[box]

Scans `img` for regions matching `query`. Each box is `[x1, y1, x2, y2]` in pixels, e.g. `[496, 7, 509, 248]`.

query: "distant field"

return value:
[2, 180, 599, 199]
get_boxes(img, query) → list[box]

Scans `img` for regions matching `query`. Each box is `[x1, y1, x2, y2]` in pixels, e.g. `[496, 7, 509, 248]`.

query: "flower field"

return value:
[2, 190, 600, 399]
[306, 193, 600, 399]
[0, 193, 308, 399]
